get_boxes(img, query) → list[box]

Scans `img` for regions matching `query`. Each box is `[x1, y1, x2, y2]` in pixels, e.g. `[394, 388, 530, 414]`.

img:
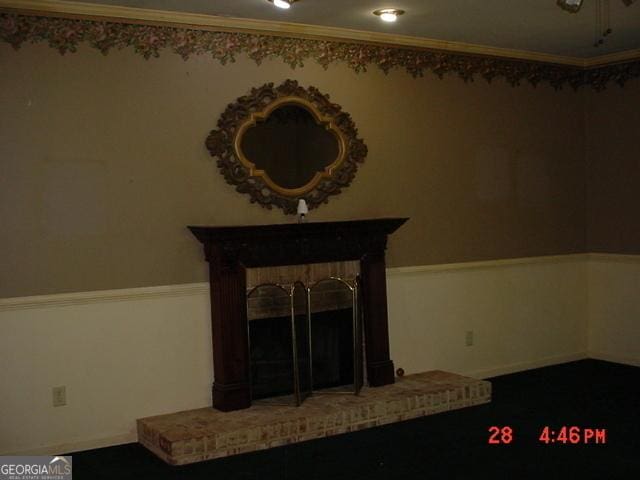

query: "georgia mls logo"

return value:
[0, 455, 72, 480]
[49, 457, 72, 474]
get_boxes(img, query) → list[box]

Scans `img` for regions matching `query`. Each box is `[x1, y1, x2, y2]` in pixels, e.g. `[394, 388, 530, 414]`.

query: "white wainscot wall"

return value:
[587, 254, 640, 367]
[0, 286, 213, 455]
[387, 256, 588, 379]
[1, 253, 638, 455]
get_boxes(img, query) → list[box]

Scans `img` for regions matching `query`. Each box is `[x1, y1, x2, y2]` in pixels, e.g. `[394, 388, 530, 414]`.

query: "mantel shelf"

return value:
[188, 218, 408, 268]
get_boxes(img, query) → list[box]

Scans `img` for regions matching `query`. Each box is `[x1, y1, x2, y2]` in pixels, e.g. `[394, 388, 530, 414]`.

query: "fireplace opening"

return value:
[247, 277, 363, 406]
[310, 308, 355, 390]
[248, 314, 294, 399]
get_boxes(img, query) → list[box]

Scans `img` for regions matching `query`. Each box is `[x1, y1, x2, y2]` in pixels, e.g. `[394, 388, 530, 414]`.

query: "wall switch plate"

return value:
[465, 331, 474, 347]
[52, 386, 66, 407]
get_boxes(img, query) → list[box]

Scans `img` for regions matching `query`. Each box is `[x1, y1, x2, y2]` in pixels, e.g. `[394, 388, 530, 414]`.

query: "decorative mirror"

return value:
[205, 80, 367, 214]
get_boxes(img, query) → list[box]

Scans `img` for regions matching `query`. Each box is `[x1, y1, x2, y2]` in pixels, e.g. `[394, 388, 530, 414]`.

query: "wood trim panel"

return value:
[4, 253, 638, 311]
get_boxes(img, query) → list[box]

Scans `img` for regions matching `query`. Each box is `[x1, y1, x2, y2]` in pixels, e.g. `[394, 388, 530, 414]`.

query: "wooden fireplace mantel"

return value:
[189, 218, 408, 411]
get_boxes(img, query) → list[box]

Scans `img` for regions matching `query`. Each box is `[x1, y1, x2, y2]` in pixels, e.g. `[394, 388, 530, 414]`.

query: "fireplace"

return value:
[247, 273, 363, 406]
[189, 218, 408, 411]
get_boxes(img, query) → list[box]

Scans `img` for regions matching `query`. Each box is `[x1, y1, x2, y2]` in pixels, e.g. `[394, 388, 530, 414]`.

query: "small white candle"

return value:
[297, 199, 308, 216]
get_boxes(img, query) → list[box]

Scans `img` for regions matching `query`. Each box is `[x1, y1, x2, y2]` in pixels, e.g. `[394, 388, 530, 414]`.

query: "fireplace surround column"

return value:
[360, 249, 395, 386]
[206, 245, 251, 411]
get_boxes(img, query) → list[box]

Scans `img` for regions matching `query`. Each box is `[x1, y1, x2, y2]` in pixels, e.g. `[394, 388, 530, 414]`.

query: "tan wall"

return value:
[0, 43, 587, 298]
[585, 78, 640, 254]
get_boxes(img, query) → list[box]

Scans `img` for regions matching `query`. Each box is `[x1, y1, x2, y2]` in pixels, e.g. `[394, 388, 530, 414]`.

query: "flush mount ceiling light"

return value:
[267, 0, 299, 9]
[557, 0, 635, 13]
[557, 0, 584, 12]
[373, 8, 405, 22]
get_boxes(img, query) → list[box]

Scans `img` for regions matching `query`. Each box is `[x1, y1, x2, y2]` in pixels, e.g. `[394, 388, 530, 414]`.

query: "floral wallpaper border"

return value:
[1, 13, 639, 90]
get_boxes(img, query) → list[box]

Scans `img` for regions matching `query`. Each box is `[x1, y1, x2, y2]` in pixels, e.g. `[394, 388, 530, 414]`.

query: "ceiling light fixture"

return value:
[558, 0, 636, 47]
[373, 8, 405, 23]
[557, 0, 584, 13]
[268, 0, 298, 9]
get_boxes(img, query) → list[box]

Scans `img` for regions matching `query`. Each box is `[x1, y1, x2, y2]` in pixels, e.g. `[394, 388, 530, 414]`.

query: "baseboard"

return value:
[1, 433, 137, 456]
[462, 352, 589, 379]
[588, 351, 640, 368]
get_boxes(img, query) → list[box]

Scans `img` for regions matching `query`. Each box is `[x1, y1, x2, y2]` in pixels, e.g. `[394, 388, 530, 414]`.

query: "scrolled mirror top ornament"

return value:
[205, 80, 367, 214]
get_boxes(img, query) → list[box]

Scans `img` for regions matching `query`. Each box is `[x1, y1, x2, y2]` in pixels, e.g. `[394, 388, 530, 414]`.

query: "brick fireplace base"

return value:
[137, 371, 491, 465]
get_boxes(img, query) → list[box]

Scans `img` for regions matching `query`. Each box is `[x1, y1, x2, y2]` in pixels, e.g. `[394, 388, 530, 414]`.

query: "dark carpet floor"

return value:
[69, 359, 640, 479]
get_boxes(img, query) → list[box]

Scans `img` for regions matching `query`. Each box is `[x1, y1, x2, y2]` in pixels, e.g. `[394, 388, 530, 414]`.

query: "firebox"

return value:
[247, 276, 364, 406]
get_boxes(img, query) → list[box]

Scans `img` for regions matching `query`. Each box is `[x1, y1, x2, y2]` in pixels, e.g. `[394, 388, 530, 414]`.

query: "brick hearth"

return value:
[137, 371, 491, 465]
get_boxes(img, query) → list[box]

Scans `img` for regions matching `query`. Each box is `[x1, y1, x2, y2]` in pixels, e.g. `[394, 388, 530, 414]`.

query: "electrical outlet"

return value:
[465, 330, 474, 347]
[52, 386, 66, 407]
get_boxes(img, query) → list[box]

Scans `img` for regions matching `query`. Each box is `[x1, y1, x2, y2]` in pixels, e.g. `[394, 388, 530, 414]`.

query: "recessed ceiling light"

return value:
[268, 0, 298, 9]
[373, 8, 405, 23]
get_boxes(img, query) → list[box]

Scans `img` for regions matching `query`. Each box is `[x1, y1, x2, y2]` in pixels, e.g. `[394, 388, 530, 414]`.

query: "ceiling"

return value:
[62, 0, 640, 58]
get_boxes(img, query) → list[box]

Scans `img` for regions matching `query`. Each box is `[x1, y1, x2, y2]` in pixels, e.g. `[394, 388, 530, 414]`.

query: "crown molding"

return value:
[1, 1, 639, 89]
[583, 48, 640, 68]
[0, 0, 618, 68]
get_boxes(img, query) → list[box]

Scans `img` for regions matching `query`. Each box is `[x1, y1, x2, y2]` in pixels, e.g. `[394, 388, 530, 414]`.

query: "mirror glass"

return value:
[239, 104, 340, 190]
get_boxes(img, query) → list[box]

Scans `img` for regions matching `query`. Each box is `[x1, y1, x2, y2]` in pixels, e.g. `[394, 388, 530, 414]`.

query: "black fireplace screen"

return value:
[247, 277, 363, 406]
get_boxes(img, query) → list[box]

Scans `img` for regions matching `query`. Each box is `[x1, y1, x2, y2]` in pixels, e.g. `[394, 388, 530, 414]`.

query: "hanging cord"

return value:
[604, 0, 612, 37]
[595, 0, 602, 46]
[594, 0, 613, 47]
[594, 0, 598, 47]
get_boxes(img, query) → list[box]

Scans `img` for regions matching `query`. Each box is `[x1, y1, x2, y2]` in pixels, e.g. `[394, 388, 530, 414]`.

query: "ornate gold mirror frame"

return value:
[205, 80, 368, 214]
